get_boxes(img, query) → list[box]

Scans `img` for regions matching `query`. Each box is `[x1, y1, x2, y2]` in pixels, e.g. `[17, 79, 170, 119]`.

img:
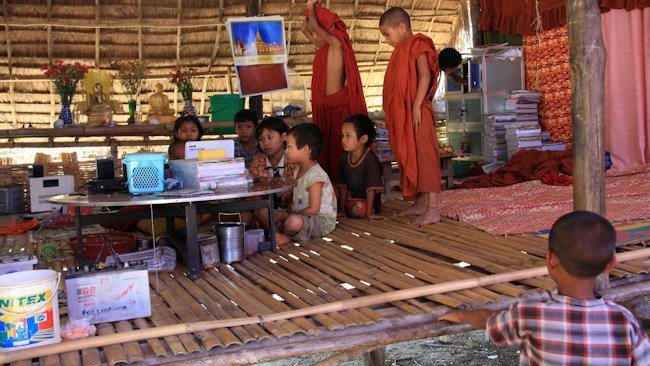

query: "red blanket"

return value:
[459, 149, 573, 188]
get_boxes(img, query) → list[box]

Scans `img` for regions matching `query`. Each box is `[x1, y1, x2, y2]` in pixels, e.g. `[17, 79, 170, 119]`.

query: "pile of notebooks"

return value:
[169, 157, 247, 189]
[502, 90, 544, 159]
[483, 112, 516, 163]
[374, 123, 393, 161]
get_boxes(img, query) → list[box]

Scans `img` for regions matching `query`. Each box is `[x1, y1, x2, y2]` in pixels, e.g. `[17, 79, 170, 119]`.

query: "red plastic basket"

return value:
[69, 232, 136, 261]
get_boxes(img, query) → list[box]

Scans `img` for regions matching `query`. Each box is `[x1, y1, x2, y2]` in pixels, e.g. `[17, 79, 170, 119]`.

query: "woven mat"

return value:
[440, 166, 650, 235]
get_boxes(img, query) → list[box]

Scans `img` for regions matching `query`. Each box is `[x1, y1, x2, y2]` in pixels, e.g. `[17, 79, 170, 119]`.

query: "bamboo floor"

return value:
[3, 199, 650, 366]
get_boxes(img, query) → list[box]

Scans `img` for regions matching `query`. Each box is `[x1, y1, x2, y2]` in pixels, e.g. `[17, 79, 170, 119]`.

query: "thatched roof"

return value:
[0, 0, 464, 129]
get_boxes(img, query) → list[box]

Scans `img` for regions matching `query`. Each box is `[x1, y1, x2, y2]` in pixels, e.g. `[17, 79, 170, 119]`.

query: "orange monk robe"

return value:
[304, 7, 367, 182]
[383, 34, 441, 200]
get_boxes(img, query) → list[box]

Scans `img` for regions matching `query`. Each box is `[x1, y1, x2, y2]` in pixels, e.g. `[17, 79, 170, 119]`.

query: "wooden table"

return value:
[48, 177, 295, 280]
[378, 153, 455, 192]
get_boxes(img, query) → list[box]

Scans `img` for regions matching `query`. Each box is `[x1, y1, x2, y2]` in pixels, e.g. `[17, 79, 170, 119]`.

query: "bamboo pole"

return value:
[567, 0, 607, 289]
[2, 248, 650, 364]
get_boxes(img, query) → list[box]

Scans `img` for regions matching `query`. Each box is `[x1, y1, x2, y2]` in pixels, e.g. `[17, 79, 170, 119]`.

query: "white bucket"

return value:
[0, 269, 61, 352]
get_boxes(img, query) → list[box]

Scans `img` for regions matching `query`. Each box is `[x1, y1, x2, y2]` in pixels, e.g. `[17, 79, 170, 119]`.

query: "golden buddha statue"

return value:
[146, 83, 177, 124]
[78, 71, 122, 126]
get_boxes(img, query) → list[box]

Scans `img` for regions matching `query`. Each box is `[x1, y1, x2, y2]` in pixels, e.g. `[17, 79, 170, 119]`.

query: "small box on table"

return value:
[28, 175, 74, 212]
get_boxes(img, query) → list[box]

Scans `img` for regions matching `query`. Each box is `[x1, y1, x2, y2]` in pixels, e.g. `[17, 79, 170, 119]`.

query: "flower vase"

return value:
[59, 100, 73, 125]
[182, 98, 196, 116]
[127, 100, 137, 124]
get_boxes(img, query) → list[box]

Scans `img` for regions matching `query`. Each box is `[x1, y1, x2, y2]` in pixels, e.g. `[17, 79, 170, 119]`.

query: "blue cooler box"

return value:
[122, 153, 166, 194]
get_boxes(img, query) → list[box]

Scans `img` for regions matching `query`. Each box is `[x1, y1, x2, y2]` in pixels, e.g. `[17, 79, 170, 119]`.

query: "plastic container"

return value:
[198, 234, 219, 269]
[244, 229, 265, 258]
[209, 94, 245, 122]
[122, 153, 166, 194]
[68, 232, 136, 261]
[0, 270, 61, 352]
[0, 253, 37, 275]
[452, 159, 472, 178]
[207, 94, 244, 135]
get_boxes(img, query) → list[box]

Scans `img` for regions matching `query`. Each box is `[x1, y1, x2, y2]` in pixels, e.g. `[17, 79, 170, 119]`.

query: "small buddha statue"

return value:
[89, 83, 109, 111]
[146, 83, 177, 124]
[81, 82, 122, 126]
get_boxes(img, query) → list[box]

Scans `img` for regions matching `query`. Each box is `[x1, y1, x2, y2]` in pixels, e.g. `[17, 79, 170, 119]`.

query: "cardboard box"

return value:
[65, 266, 151, 324]
[28, 175, 74, 212]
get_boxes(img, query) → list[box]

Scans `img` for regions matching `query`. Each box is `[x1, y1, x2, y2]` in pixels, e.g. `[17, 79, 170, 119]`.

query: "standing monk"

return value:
[302, 0, 367, 185]
[380, 7, 441, 227]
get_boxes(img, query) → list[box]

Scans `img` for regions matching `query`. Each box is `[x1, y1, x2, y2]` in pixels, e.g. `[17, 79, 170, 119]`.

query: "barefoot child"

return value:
[249, 117, 296, 231]
[337, 114, 384, 219]
[439, 211, 650, 365]
[275, 123, 337, 245]
[233, 109, 260, 169]
[379, 7, 442, 227]
[168, 115, 204, 159]
[302, 0, 367, 184]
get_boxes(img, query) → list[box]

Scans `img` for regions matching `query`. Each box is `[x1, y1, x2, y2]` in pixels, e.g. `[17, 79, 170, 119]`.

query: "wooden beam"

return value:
[46, 0, 52, 64]
[3, 0, 17, 125]
[176, 0, 182, 64]
[206, 24, 222, 75]
[566, 0, 607, 289]
[427, 0, 443, 38]
[200, 76, 208, 115]
[138, 0, 143, 61]
[362, 0, 391, 97]
[247, 0, 263, 116]
[95, 0, 100, 69]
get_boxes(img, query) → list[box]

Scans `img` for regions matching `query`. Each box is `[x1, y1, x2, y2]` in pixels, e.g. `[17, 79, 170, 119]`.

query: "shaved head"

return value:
[549, 211, 616, 278]
[379, 7, 411, 29]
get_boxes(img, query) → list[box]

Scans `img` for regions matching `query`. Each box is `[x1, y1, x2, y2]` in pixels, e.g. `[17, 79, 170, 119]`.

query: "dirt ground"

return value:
[261, 317, 650, 366]
[259, 330, 520, 366]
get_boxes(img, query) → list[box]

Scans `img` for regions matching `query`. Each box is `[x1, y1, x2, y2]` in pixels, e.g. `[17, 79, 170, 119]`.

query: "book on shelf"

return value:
[541, 142, 567, 151]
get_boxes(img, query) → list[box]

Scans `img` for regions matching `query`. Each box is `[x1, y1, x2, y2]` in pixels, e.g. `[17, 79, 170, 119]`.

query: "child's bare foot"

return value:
[396, 202, 427, 217]
[408, 207, 441, 227]
[274, 232, 292, 247]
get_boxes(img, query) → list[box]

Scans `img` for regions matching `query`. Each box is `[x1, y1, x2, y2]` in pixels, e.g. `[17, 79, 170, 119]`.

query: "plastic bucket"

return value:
[0, 269, 61, 352]
[209, 94, 245, 123]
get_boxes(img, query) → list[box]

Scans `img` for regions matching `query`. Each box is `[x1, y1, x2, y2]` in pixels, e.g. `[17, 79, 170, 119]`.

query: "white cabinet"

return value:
[445, 46, 524, 160]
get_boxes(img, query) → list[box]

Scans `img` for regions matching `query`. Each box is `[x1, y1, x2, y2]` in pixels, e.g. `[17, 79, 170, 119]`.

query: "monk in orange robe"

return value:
[302, 0, 367, 185]
[380, 7, 441, 227]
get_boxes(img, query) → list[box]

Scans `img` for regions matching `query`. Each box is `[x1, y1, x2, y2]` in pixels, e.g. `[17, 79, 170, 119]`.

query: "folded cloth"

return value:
[540, 171, 573, 186]
[459, 149, 573, 189]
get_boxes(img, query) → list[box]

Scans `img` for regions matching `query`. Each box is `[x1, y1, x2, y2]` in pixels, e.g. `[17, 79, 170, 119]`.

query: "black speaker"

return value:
[96, 158, 115, 179]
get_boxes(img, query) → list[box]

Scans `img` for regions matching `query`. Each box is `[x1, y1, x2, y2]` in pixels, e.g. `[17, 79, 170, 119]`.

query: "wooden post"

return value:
[361, 347, 385, 366]
[566, 0, 608, 289]
[246, 0, 264, 117]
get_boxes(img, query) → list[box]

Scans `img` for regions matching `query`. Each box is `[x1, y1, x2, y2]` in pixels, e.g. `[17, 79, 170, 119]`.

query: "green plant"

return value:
[116, 60, 147, 100]
[41, 60, 89, 103]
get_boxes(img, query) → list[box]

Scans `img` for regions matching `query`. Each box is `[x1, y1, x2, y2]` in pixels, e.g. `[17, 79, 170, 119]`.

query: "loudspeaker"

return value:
[96, 158, 115, 179]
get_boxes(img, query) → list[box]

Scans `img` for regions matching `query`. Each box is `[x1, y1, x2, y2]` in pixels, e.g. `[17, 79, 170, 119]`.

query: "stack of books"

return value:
[170, 157, 246, 189]
[506, 125, 543, 159]
[374, 123, 393, 161]
[483, 112, 516, 163]
[500, 90, 544, 158]
[540, 130, 567, 151]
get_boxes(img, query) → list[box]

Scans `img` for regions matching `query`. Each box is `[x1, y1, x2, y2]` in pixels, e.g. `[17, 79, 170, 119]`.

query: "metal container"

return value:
[213, 213, 245, 264]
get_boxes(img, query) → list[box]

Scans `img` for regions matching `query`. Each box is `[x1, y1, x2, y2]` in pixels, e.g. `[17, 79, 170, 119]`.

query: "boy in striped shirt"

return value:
[439, 211, 650, 365]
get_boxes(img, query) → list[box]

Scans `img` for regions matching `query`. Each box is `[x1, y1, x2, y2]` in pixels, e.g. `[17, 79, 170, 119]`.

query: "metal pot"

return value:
[213, 213, 245, 264]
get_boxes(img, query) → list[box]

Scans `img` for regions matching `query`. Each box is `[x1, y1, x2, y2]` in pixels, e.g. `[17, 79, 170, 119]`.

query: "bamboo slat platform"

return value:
[2, 199, 650, 365]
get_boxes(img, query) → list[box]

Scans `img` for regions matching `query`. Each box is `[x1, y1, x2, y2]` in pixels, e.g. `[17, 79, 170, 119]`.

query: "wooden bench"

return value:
[379, 153, 454, 192]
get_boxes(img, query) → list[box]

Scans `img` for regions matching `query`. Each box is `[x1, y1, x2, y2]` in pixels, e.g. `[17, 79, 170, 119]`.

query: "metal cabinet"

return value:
[445, 45, 524, 161]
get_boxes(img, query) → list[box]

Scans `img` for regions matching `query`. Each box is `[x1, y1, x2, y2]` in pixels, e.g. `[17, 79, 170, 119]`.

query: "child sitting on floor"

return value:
[275, 123, 337, 245]
[248, 117, 296, 232]
[439, 211, 650, 365]
[233, 109, 260, 169]
[337, 114, 384, 219]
